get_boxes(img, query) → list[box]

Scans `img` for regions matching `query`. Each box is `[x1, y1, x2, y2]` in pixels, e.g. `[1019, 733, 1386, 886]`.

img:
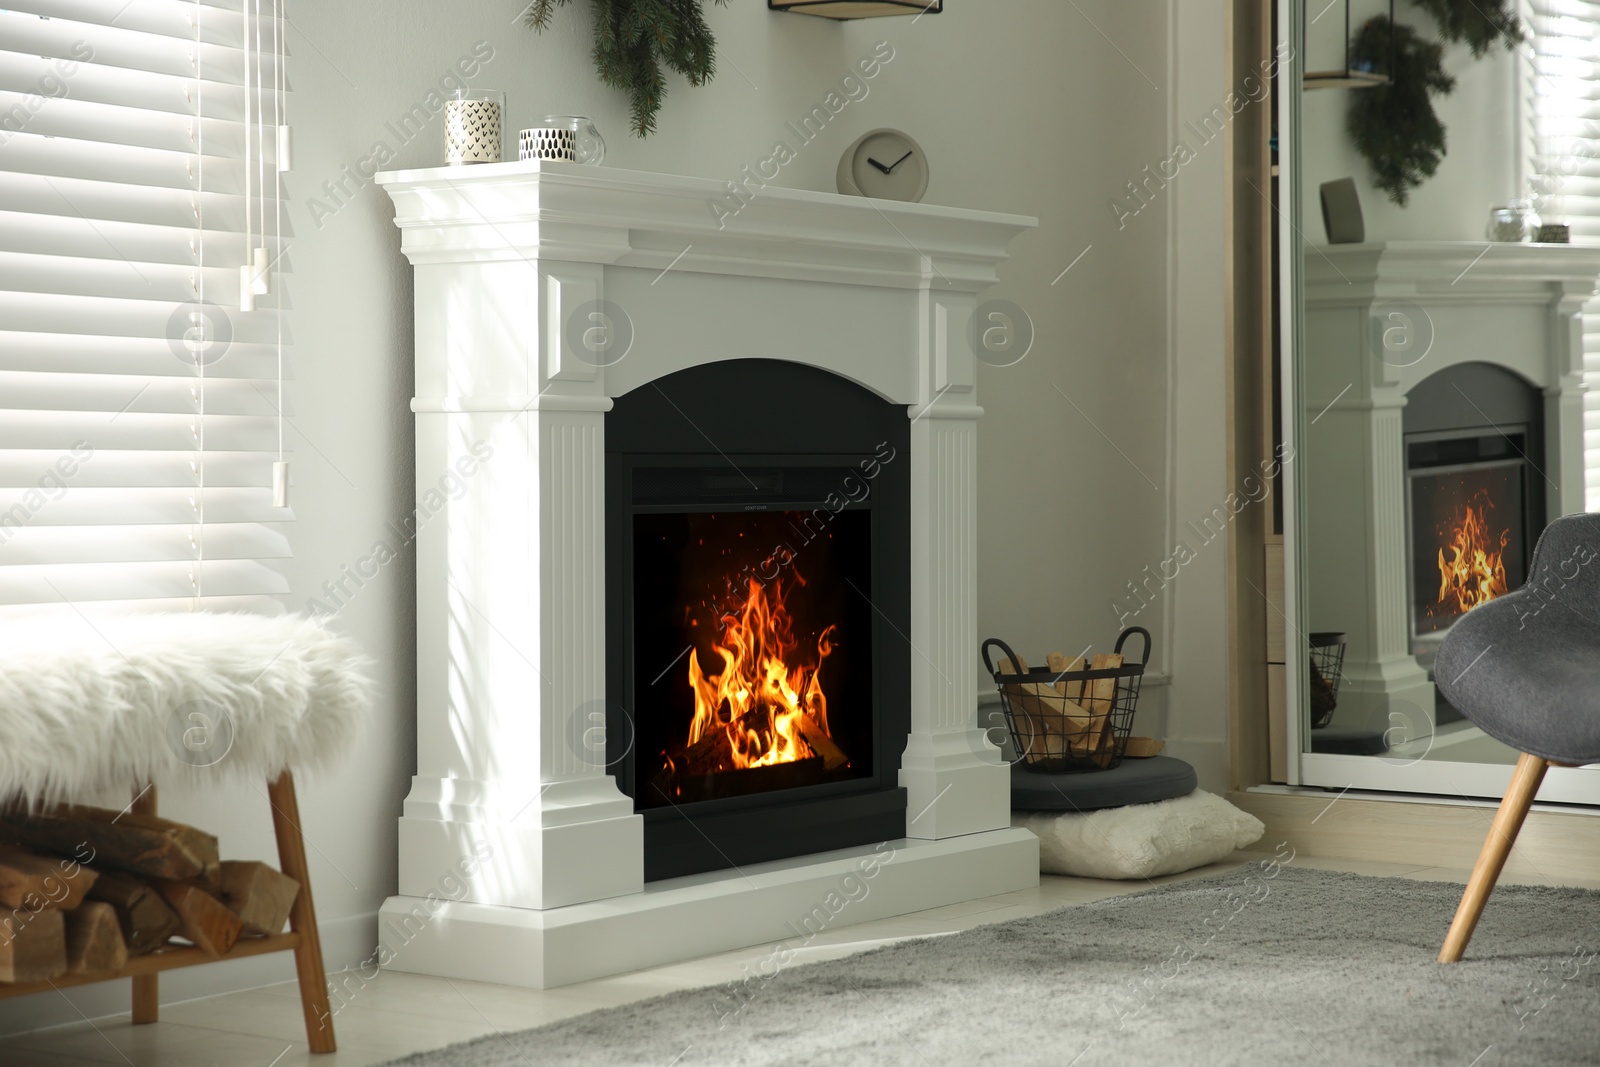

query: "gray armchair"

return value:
[1434, 512, 1600, 962]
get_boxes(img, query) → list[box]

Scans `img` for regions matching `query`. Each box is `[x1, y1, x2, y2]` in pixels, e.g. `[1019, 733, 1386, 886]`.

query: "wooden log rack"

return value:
[0, 775, 338, 1054]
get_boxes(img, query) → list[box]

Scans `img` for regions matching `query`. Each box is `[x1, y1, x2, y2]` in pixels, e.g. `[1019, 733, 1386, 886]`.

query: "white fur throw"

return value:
[1014, 790, 1266, 880]
[0, 612, 374, 805]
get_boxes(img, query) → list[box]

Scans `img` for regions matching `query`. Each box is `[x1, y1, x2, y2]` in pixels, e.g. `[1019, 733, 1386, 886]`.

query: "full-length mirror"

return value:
[1287, 0, 1600, 797]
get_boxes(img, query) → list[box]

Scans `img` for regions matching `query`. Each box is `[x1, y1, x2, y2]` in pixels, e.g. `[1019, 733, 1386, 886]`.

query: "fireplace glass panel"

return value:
[631, 508, 874, 810]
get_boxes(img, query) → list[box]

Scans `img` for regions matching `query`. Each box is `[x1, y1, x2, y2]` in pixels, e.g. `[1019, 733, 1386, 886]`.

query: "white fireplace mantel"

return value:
[373, 160, 1040, 988]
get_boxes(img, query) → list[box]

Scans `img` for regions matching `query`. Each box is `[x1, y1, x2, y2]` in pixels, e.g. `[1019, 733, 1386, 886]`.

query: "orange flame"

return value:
[1436, 497, 1510, 616]
[687, 572, 836, 770]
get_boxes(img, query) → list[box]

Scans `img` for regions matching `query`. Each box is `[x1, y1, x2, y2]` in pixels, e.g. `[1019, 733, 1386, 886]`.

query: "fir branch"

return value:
[1409, 0, 1524, 58]
[520, 0, 573, 32]
[1347, 16, 1455, 206]
[527, 0, 726, 136]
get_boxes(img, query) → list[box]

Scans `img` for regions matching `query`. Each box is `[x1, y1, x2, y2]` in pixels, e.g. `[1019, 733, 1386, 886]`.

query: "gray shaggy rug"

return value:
[378, 866, 1600, 1066]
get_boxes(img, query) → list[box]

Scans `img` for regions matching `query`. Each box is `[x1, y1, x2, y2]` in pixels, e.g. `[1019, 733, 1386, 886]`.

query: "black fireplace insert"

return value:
[605, 359, 911, 881]
[1404, 362, 1545, 648]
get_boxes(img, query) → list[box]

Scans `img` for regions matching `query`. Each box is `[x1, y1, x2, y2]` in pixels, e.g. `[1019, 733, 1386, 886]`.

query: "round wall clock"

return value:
[837, 128, 928, 203]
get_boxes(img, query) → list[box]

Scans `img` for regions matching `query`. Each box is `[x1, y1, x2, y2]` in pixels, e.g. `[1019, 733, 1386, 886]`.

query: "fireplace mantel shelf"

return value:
[375, 162, 1040, 988]
[1305, 240, 1600, 301]
[378, 160, 1034, 291]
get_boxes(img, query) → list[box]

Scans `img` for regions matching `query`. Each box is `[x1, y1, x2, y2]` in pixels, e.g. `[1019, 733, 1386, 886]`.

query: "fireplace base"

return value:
[377, 828, 1039, 990]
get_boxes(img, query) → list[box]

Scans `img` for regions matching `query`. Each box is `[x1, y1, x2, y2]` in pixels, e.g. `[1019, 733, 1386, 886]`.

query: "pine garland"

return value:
[1347, 17, 1453, 206]
[1410, 0, 1524, 57]
[1345, 0, 1522, 206]
[525, 0, 731, 138]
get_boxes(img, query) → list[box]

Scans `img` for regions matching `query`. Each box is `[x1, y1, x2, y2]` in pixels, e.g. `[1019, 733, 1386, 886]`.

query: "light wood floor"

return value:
[0, 851, 1555, 1066]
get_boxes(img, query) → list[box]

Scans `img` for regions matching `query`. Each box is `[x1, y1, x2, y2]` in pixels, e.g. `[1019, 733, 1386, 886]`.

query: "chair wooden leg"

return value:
[267, 771, 337, 1054]
[130, 783, 159, 1024]
[1439, 752, 1548, 963]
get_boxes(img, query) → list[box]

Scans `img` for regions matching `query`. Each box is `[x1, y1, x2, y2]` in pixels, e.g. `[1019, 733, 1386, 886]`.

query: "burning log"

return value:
[677, 757, 826, 803]
[686, 574, 839, 773]
[797, 713, 847, 771]
[648, 567, 855, 804]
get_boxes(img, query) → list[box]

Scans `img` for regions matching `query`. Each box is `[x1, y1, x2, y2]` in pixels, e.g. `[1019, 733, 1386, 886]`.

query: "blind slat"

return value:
[1532, 3, 1600, 510]
[0, 2, 295, 610]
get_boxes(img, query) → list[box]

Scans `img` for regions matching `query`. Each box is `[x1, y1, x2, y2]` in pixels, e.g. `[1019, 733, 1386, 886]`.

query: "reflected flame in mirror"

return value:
[1435, 493, 1510, 618]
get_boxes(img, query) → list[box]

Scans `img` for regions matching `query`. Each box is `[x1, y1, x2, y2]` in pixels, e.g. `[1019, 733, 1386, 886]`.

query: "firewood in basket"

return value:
[1044, 652, 1094, 756]
[1122, 736, 1165, 758]
[0, 846, 97, 912]
[63, 901, 128, 974]
[1075, 653, 1123, 756]
[797, 713, 848, 770]
[1001, 656, 1095, 759]
[84, 869, 182, 956]
[0, 805, 219, 883]
[1044, 652, 1086, 701]
[216, 861, 300, 937]
[0, 909, 67, 983]
[154, 881, 242, 957]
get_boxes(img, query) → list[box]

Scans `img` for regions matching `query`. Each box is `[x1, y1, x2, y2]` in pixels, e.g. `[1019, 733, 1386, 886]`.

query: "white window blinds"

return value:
[1526, 1, 1600, 510]
[0, 0, 293, 616]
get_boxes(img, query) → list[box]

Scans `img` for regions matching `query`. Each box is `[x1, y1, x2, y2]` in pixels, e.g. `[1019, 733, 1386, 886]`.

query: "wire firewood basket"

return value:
[1308, 631, 1347, 729]
[980, 627, 1152, 774]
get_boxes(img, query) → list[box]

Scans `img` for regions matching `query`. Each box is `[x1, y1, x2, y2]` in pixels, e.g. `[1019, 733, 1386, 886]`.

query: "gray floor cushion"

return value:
[1309, 725, 1389, 756]
[1010, 755, 1197, 812]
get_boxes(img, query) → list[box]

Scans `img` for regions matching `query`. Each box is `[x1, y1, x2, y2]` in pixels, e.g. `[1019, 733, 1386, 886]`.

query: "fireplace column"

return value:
[398, 258, 644, 912]
[899, 290, 1010, 839]
[1547, 288, 1590, 519]
[1306, 382, 1436, 729]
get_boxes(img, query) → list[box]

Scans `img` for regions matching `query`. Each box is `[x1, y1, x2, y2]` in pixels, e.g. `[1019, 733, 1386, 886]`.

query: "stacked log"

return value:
[0, 806, 300, 983]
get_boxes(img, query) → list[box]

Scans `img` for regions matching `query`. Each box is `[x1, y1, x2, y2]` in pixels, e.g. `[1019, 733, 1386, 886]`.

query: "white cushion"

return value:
[1013, 789, 1265, 880]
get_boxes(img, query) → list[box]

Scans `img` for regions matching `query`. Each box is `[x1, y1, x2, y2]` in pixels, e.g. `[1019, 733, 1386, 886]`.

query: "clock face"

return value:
[837, 129, 928, 203]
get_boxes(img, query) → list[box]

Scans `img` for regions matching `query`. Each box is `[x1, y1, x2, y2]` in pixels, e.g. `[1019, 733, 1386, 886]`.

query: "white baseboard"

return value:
[0, 909, 380, 1038]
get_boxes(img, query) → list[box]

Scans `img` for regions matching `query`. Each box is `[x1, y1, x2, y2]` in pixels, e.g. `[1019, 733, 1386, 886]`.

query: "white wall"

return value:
[4, 0, 1187, 1032]
[1163, 0, 1234, 789]
[1301, 6, 1520, 242]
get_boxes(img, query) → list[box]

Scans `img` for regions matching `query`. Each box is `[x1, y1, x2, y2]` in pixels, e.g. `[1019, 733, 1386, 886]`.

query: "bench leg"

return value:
[131, 783, 159, 1024]
[267, 771, 337, 1053]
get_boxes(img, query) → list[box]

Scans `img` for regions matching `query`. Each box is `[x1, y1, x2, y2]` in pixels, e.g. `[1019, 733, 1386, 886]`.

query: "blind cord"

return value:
[195, 0, 206, 603]
[272, 0, 288, 507]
